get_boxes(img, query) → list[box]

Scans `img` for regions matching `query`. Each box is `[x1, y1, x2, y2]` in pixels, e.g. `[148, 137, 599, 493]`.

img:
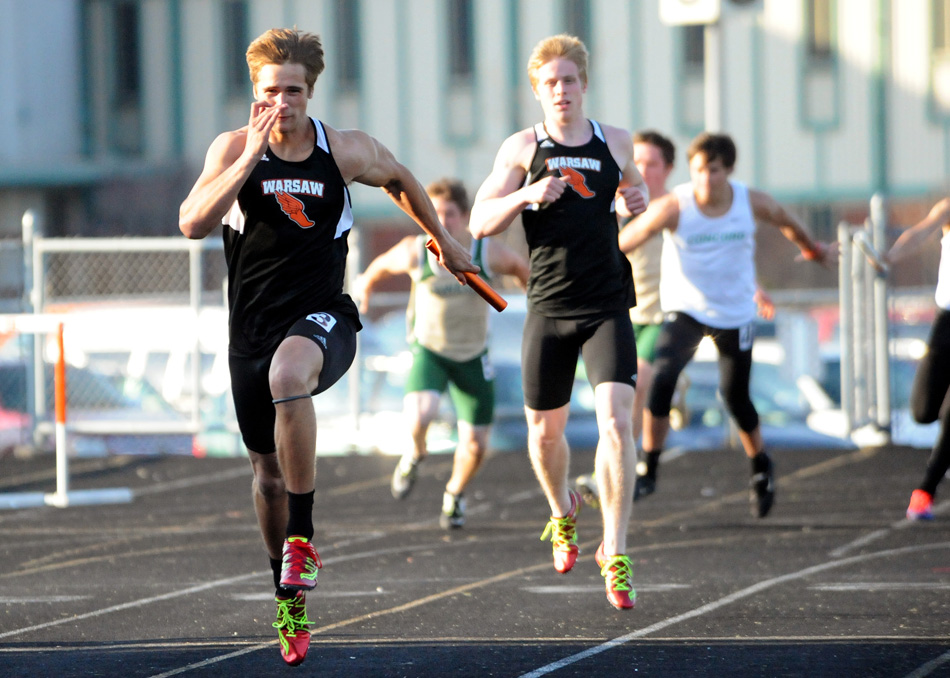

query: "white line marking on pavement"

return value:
[0, 540, 457, 642]
[232, 589, 391, 601]
[131, 466, 251, 497]
[518, 540, 950, 678]
[0, 571, 264, 641]
[0, 596, 89, 603]
[810, 583, 950, 592]
[522, 584, 691, 594]
[903, 648, 950, 678]
[830, 499, 950, 558]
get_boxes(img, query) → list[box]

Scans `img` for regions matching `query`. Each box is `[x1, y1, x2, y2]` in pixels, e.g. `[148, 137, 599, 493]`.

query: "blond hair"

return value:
[246, 28, 325, 90]
[527, 34, 589, 90]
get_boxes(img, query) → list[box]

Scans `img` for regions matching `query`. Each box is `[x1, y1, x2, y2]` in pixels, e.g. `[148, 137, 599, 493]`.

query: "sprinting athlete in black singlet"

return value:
[470, 34, 648, 611]
[179, 28, 476, 668]
[224, 117, 359, 360]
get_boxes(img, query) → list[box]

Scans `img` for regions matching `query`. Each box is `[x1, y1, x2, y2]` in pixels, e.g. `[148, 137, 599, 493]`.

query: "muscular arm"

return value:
[331, 127, 477, 282]
[179, 101, 284, 239]
[885, 198, 950, 267]
[469, 130, 568, 239]
[603, 124, 649, 219]
[354, 236, 418, 312]
[618, 193, 679, 253]
[749, 189, 832, 266]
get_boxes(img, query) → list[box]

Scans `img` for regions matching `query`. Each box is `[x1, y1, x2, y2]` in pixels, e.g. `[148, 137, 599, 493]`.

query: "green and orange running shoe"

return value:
[274, 591, 313, 666]
[280, 536, 322, 591]
[595, 542, 636, 610]
[540, 489, 581, 573]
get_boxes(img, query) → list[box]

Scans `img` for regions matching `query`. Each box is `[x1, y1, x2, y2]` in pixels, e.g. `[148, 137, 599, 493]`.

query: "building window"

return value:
[675, 25, 705, 135]
[223, 0, 250, 99]
[562, 0, 590, 45]
[335, 0, 361, 92]
[932, 0, 950, 115]
[683, 24, 705, 74]
[114, 1, 140, 107]
[805, 0, 834, 67]
[111, 0, 142, 155]
[447, 0, 475, 80]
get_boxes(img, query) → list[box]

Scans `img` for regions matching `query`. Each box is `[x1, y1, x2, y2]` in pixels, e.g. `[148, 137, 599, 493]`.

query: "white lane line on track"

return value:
[0, 571, 263, 641]
[810, 582, 950, 592]
[518, 540, 950, 678]
[830, 499, 950, 558]
[903, 649, 950, 678]
[232, 590, 390, 600]
[0, 539, 459, 642]
[131, 466, 251, 496]
[0, 596, 90, 603]
[522, 584, 692, 594]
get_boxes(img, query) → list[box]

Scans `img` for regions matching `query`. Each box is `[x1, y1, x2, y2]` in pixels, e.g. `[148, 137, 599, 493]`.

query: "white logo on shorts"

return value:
[306, 312, 337, 333]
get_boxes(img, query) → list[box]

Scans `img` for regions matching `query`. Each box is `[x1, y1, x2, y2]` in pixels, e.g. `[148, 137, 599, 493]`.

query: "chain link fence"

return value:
[0, 205, 940, 460]
[2, 229, 408, 459]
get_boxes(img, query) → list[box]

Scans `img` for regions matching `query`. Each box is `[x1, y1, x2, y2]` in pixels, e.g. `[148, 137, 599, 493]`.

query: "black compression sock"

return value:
[751, 451, 771, 475]
[643, 449, 662, 478]
[286, 490, 315, 541]
[271, 557, 295, 598]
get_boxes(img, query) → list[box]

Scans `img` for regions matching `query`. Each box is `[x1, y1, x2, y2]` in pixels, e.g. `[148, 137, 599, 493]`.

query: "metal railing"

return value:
[837, 194, 891, 445]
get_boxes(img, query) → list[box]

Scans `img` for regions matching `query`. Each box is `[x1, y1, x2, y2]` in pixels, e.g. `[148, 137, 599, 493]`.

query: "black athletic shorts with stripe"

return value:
[229, 311, 359, 454]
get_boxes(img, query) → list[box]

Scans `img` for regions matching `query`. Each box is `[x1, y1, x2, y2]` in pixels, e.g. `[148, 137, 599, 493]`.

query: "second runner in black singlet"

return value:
[521, 120, 636, 317]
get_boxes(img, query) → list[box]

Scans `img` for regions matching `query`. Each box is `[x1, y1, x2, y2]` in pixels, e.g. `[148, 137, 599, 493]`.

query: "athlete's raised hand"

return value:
[244, 101, 285, 161]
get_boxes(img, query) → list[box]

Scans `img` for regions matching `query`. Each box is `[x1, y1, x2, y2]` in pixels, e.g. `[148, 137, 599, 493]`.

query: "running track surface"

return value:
[0, 444, 948, 677]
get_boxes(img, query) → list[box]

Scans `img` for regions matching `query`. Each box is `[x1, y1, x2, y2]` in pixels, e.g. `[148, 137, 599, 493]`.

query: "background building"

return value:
[2, 0, 949, 307]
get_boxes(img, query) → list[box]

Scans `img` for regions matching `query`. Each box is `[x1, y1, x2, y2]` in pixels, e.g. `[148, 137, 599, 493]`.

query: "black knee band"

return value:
[272, 394, 312, 405]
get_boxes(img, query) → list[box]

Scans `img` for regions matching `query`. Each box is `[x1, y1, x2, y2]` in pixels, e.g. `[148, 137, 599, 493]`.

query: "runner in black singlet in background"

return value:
[469, 34, 648, 611]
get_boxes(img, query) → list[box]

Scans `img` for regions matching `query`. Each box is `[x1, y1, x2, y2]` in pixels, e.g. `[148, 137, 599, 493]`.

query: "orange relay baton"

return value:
[425, 239, 508, 312]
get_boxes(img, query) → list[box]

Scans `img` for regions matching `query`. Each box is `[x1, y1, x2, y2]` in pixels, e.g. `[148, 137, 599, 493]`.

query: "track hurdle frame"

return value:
[836, 194, 891, 446]
[0, 314, 133, 509]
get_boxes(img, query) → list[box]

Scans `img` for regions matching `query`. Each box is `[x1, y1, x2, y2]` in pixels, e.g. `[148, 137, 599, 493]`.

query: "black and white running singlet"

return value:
[223, 118, 361, 358]
[521, 120, 635, 318]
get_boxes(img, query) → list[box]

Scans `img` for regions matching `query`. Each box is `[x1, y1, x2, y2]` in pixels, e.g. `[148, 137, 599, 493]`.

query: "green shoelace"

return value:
[600, 555, 635, 592]
[273, 596, 314, 652]
[540, 514, 577, 550]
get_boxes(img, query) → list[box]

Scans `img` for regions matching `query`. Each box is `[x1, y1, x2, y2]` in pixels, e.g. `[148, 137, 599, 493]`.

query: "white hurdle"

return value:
[836, 193, 892, 446]
[0, 314, 133, 509]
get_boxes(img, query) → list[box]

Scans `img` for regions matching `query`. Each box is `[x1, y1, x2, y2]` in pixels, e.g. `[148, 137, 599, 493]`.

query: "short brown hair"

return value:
[527, 34, 589, 90]
[246, 28, 325, 90]
[634, 130, 676, 167]
[426, 178, 470, 214]
[687, 132, 737, 169]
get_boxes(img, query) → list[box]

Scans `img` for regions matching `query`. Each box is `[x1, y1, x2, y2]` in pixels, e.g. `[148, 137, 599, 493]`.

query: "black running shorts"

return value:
[229, 311, 358, 454]
[521, 309, 637, 411]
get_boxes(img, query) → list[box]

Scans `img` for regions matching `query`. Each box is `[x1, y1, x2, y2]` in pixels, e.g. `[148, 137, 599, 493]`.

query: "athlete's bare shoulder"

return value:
[598, 121, 632, 143]
[321, 124, 386, 183]
[493, 127, 538, 172]
[599, 123, 634, 164]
